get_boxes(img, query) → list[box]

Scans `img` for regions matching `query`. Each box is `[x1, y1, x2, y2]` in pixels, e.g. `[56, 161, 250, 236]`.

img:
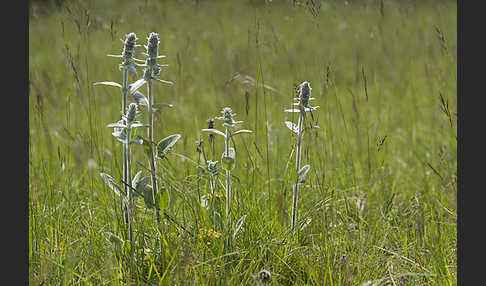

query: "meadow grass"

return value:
[29, 0, 456, 284]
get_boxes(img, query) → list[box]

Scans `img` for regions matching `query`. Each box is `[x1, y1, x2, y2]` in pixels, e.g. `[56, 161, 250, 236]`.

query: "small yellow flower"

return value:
[215, 192, 223, 198]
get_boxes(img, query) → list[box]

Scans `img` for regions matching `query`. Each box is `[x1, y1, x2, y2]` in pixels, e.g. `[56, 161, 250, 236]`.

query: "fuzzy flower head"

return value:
[215, 107, 242, 128]
[299, 81, 312, 108]
[125, 103, 138, 124]
[146, 32, 160, 59]
[122, 32, 137, 60]
[284, 81, 319, 113]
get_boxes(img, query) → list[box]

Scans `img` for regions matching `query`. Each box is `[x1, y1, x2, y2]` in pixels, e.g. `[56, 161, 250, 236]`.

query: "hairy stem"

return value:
[121, 65, 131, 240]
[147, 79, 162, 237]
[291, 109, 304, 235]
[225, 128, 232, 251]
[126, 125, 133, 241]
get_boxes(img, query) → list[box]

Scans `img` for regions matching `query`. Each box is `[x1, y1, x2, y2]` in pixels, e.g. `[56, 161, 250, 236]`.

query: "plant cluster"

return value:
[96, 32, 319, 269]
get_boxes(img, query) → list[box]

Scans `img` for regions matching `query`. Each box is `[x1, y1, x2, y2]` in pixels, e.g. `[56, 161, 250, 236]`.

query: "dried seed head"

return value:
[257, 270, 272, 284]
[126, 103, 138, 123]
[196, 139, 203, 153]
[207, 118, 215, 129]
[146, 32, 160, 59]
[122, 32, 137, 60]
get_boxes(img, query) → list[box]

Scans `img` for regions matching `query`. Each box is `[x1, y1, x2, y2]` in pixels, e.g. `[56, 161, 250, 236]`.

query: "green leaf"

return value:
[100, 173, 124, 196]
[158, 187, 169, 215]
[105, 231, 123, 246]
[143, 185, 157, 209]
[156, 134, 181, 159]
[221, 147, 236, 170]
[297, 165, 311, 184]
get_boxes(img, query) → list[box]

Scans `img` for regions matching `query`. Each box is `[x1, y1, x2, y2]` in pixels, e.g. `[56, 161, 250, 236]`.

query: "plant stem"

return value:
[126, 124, 133, 241]
[121, 64, 130, 240]
[147, 79, 163, 238]
[290, 109, 304, 235]
[225, 127, 232, 251]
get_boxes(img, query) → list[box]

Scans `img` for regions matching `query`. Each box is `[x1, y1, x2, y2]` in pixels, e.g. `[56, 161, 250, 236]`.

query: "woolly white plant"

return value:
[202, 107, 252, 251]
[284, 81, 319, 235]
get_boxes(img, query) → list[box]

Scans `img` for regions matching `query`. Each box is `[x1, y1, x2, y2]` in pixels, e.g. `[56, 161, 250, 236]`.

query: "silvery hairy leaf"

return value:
[130, 122, 150, 128]
[112, 131, 128, 144]
[154, 78, 174, 85]
[233, 215, 247, 239]
[156, 134, 181, 159]
[107, 122, 127, 128]
[201, 128, 226, 138]
[94, 81, 122, 88]
[100, 172, 124, 196]
[125, 62, 138, 78]
[131, 91, 149, 106]
[231, 129, 253, 136]
[129, 78, 147, 94]
[133, 173, 150, 198]
[297, 165, 311, 184]
[284, 108, 300, 113]
[132, 171, 142, 189]
[284, 121, 299, 134]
